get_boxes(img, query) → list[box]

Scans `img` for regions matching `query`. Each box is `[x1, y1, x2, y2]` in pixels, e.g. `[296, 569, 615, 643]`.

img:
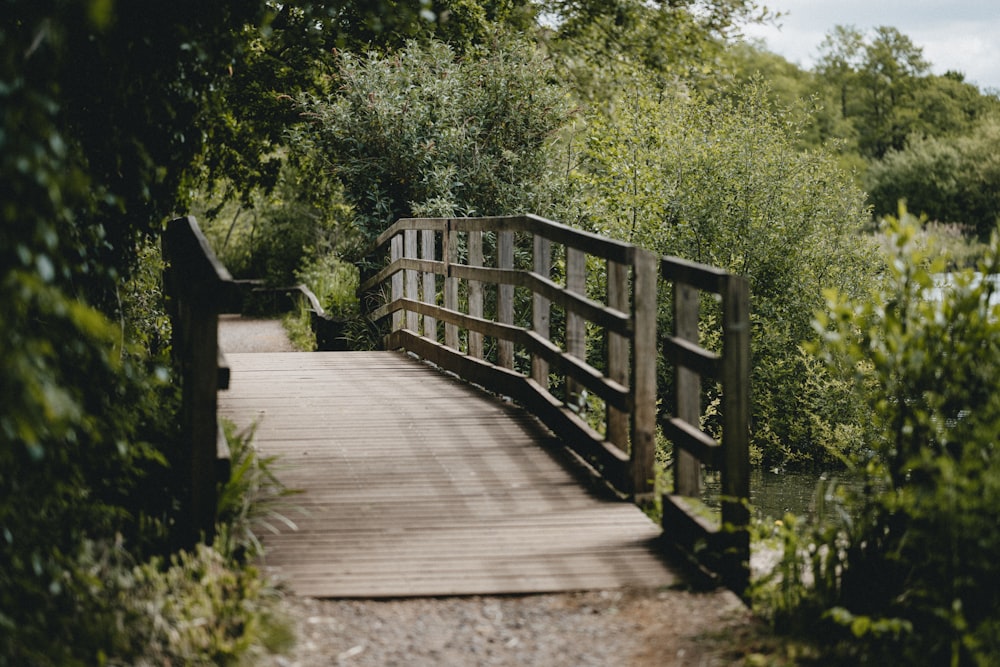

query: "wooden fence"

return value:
[660, 257, 751, 593]
[359, 215, 659, 498]
[360, 215, 751, 589]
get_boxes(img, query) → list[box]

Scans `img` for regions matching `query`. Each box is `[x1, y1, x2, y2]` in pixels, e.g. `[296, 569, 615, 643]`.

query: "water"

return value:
[701, 468, 864, 521]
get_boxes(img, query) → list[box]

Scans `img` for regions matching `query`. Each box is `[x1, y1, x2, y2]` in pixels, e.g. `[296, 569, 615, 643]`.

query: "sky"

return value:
[741, 1, 1000, 92]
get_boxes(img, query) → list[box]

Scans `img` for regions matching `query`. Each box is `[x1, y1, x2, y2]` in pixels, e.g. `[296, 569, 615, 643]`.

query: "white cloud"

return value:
[743, 1, 1000, 91]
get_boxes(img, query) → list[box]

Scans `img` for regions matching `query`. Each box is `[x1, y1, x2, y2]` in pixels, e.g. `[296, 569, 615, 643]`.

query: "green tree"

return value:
[866, 116, 1000, 238]
[294, 37, 570, 240]
[566, 74, 879, 465]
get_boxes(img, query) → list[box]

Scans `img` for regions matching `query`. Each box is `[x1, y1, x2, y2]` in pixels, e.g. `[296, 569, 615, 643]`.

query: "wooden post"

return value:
[674, 282, 701, 497]
[444, 223, 459, 349]
[565, 246, 586, 402]
[405, 230, 419, 332]
[421, 229, 437, 341]
[391, 234, 404, 333]
[186, 302, 220, 544]
[468, 230, 484, 358]
[630, 249, 658, 499]
[722, 274, 751, 594]
[607, 259, 629, 451]
[498, 230, 514, 369]
[531, 234, 551, 388]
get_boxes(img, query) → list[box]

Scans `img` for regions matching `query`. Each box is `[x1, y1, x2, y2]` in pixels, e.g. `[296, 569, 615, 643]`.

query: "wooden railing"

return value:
[359, 215, 751, 590]
[660, 258, 751, 594]
[359, 215, 660, 498]
[163, 216, 242, 546]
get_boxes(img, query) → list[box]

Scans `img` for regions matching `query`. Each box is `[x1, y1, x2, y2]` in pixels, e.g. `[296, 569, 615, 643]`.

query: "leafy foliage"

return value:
[866, 116, 1000, 238]
[758, 210, 1000, 664]
[294, 37, 571, 241]
[567, 74, 879, 465]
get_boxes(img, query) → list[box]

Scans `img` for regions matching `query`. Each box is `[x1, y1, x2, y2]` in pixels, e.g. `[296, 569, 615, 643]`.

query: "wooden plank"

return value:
[606, 259, 629, 453]
[218, 351, 677, 597]
[391, 234, 404, 332]
[565, 246, 586, 403]
[421, 230, 437, 341]
[673, 282, 702, 497]
[444, 227, 459, 348]
[497, 230, 514, 369]
[404, 229, 419, 333]
[630, 249, 658, 499]
[468, 230, 484, 358]
[532, 235, 551, 388]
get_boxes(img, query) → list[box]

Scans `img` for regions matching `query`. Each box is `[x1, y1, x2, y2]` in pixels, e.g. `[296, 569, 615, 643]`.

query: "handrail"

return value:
[163, 215, 241, 546]
[660, 256, 750, 595]
[359, 215, 658, 498]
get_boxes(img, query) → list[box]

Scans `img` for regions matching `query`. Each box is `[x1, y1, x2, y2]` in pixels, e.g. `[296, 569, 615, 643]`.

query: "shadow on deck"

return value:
[218, 351, 679, 598]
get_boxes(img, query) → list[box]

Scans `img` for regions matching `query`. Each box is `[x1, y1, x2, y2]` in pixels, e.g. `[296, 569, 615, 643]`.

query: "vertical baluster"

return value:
[444, 223, 459, 349]
[674, 282, 701, 497]
[468, 230, 484, 358]
[565, 246, 586, 401]
[606, 259, 629, 452]
[405, 229, 419, 332]
[531, 234, 551, 387]
[391, 233, 404, 332]
[421, 229, 436, 340]
[498, 230, 514, 368]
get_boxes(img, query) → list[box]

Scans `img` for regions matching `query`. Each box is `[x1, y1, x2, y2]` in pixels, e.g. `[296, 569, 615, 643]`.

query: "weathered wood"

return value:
[391, 234, 404, 332]
[606, 260, 629, 452]
[630, 249, 658, 499]
[673, 282, 702, 497]
[721, 274, 751, 594]
[497, 230, 515, 369]
[565, 246, 587, 403]
[404, 230, 419, 332]
[444, 226, 459, 349]
[532, 235, 551, 388]
[163, 216, 236, 547]
[468, 230, 484, 358]
[218, 351, 676, 597]
[421, 230, 437, 341]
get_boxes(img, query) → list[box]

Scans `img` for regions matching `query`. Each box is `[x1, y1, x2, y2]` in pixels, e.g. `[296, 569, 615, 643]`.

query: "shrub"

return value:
[758, 209, 1000, 664]
[294, 36, 570, 242]
[567, 74, 880, 466]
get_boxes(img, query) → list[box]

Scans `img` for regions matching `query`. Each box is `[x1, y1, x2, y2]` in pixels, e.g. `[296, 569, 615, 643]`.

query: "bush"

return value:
[567, 74, 880, 466]
[294, 36, 570, 242]
[757, 209, 1000, 664]
[866, 117, 1000, 239]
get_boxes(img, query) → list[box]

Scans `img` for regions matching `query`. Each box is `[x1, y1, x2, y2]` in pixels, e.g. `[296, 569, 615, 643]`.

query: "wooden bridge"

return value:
[164, 214, 751, 597]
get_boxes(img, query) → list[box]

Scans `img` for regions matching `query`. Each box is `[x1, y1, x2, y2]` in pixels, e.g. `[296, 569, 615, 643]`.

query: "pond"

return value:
[700, 468, 866, 522]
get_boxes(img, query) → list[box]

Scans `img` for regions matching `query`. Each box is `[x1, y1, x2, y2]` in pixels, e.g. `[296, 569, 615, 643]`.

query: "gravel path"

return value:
[222, 317, 763, 666]
[256, 587, 755, 667]
[219, 314, 297, 353]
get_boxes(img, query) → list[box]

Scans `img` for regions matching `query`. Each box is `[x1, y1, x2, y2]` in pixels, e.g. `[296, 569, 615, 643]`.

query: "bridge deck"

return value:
[218, 351, 678, 598]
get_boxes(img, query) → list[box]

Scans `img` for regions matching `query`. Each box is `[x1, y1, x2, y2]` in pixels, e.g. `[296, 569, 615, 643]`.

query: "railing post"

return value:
[444, 221, 459, 349]
[391, 233, 404, 333]
[531, 234, 551, 388]
[468, 230, 484, 358]
[405, 229, 419, 332]
[497, 230, 514, 369]
[421, 229, 437, 341]
[630, 249, 658, 499]
[565, 247, 586, 402]
[607, 259, 630, 452]
[674, 282, 702, 497]
[722, 274, 751, 593]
